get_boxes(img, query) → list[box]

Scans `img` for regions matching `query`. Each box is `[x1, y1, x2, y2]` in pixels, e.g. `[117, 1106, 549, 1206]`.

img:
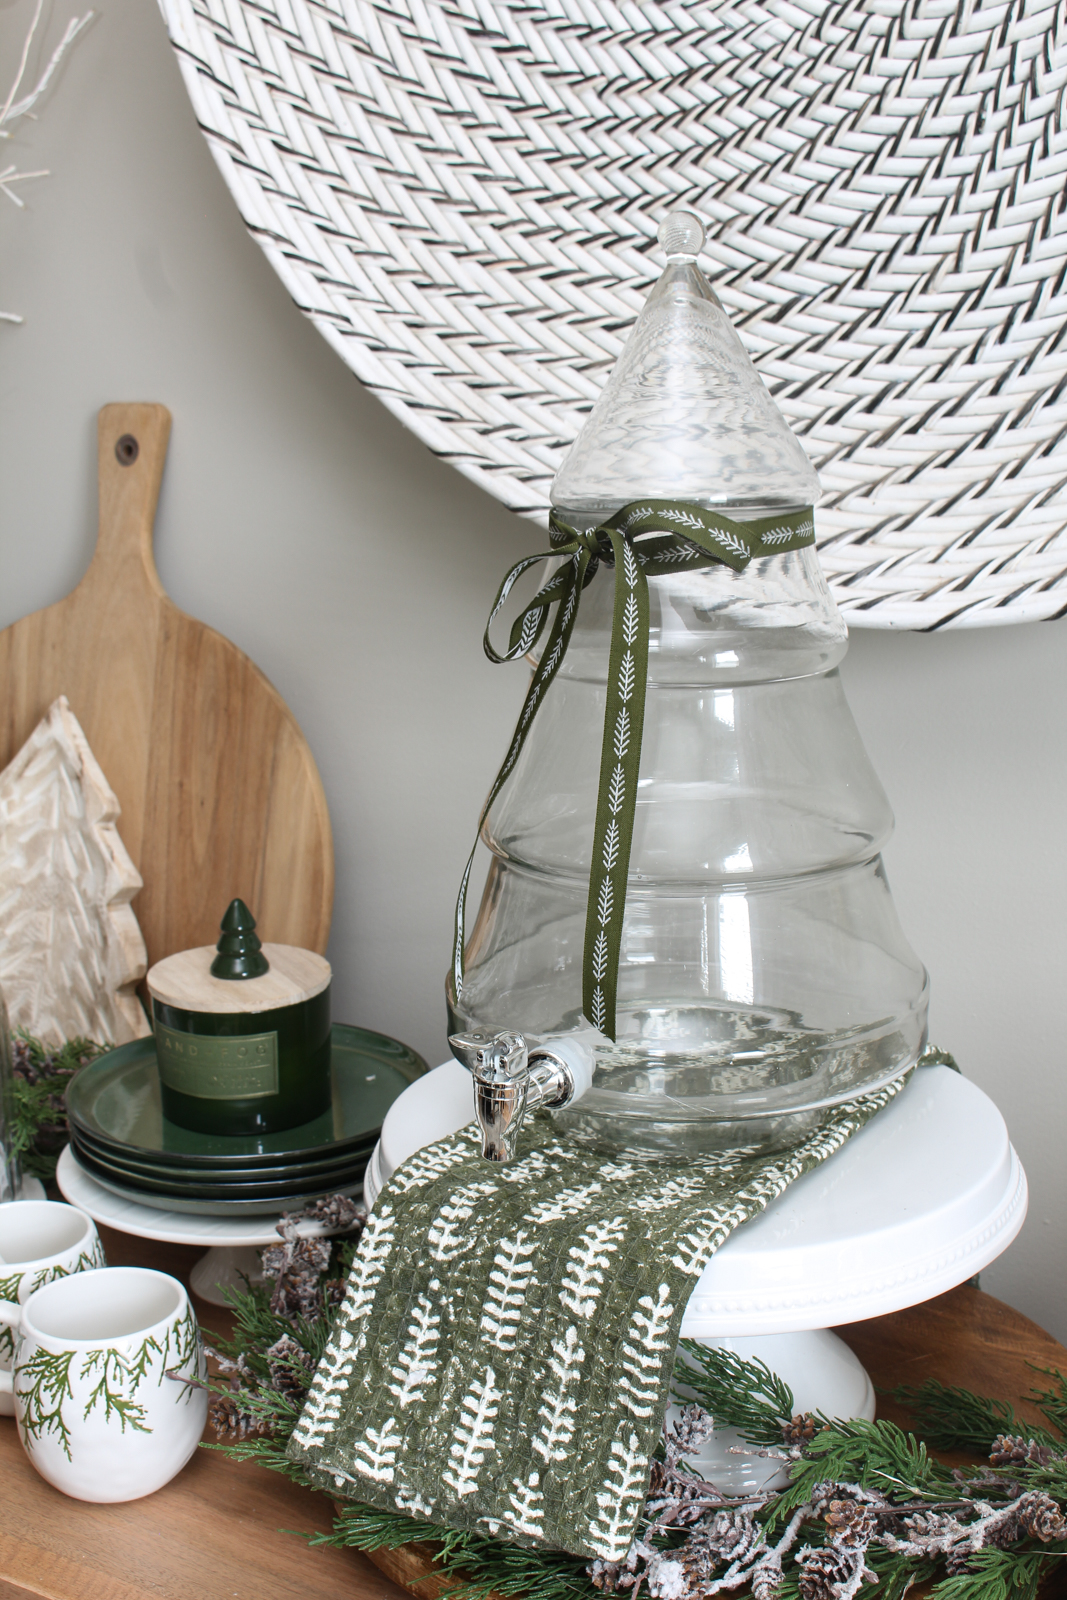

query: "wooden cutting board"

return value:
[0, 403, 334, 971]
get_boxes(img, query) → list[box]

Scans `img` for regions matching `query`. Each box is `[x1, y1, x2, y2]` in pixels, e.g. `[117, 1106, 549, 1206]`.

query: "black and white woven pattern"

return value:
[162, 0, 1067, 627]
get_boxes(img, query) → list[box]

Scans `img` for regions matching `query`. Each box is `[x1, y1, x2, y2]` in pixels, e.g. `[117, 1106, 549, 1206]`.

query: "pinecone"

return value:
[810, 1482, 889, 1521]
[277, 1193, 364, 1239]
[669, 1403, 715, 1459]
[1016, 1491, 1067, 1543]
[797, 1545, 865, 1600]
[208, 1392, 265, 1440]
[645, 1554, 688, 1599]
[10, 1037, 33, 1079]
[589, 1559, 624, 1592]
[781, 1414, 819, 1447]
[824, 1497, 878, 1549]
[589, 1541, 643, 1591]
[679, 1509, 759, 1580]
[749, 1557, 784, 1600]
[990, 1434, 1059, 1468]
[261, 1236, 332, 1319]
[645, 1458, 718, 1528]
[264, 1332, 312, 1402]
[901, 1510, 960, 1545]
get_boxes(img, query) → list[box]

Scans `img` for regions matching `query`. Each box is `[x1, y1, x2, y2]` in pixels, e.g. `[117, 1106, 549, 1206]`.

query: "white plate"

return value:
[57, 1144, 294, 1246]
[368, 1064, 1027, 1334]
[57, 1145, 366, 1306]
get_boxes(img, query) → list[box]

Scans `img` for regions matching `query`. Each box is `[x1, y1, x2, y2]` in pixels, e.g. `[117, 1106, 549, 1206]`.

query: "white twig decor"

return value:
[161, 0, 1067, 628]
[1, 0, 93, 323]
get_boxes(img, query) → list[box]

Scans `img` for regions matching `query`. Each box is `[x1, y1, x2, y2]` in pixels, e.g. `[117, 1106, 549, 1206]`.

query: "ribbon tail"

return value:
[582, 532, 649, 1041]
[452, 551, 590, 1005]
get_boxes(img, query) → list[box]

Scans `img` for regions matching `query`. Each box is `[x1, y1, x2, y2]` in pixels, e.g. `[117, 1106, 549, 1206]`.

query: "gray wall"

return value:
[2, 0, 1064, 1338]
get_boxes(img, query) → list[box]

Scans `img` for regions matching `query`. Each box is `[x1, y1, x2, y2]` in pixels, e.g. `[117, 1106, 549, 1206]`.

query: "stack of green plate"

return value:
[65, 1024, 427, 1216]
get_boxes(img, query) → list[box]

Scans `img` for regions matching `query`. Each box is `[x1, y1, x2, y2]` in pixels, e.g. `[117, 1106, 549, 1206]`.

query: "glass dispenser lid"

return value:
[552, 212, 820, 512]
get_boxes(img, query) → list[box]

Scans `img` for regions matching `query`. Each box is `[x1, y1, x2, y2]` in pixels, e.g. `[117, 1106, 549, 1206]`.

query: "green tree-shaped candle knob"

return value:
[210, 899, 271, 980]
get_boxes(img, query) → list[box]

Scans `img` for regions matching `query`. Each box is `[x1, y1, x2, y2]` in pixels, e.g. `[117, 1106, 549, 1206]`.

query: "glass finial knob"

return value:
[658, 210, 705, 261]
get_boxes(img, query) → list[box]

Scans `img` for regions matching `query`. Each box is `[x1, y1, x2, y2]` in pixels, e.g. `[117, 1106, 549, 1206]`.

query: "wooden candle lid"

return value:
[147, 943, 330, 1015]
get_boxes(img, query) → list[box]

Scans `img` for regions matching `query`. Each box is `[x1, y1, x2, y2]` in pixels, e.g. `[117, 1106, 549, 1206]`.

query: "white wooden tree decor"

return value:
[0, 696, 151, 1047]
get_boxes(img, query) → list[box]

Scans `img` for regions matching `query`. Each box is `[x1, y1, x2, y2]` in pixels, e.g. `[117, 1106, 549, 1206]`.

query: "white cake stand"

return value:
[364, 1062, 1027, 1491]
[56, 1145, 304, 1304]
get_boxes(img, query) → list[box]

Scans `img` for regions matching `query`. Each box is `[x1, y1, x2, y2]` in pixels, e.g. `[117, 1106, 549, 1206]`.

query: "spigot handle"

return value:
[449, 1031, 594, 1163]
[448, 1031, 530, 1162]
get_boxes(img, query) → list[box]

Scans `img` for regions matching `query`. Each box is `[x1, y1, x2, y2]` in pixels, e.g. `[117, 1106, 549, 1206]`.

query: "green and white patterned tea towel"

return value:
[290, 1077, 909, 1560]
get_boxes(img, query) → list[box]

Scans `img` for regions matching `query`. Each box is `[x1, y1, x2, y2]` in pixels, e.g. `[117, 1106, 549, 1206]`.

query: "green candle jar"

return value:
[147, 901, 331, 1136]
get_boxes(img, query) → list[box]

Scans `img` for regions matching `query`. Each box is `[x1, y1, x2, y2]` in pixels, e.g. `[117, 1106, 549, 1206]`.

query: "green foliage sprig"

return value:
[1029, 1370, 1067, 1441]
[8, 1031, 105, 1180]
[674, 1339, 792, 1448]
[889, 1381, 1030, 1454]
[328, 1506, 595, 1600]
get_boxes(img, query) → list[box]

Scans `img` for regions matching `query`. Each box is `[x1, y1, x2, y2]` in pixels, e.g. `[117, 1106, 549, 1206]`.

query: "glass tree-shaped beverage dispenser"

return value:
[448, 213, 928, 1159]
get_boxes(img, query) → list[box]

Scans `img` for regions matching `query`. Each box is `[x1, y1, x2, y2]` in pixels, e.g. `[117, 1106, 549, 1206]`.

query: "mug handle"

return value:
[0, 1299, 19, 1396]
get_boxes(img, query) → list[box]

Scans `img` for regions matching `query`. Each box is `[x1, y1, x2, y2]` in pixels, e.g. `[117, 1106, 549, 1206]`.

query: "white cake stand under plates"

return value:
[56, 1144, 336, 1305]
[364, 1062, 1027, 1492]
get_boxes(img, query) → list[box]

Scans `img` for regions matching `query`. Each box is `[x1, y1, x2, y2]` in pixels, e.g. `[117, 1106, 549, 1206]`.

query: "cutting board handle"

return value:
[92, 404, 173, 592]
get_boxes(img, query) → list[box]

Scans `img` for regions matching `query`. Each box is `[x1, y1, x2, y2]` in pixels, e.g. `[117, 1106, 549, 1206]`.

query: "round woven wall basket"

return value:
[162, 0, 1067, 629]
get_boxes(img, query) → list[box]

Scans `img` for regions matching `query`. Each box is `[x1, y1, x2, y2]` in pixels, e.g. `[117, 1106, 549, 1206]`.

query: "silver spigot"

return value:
[448, 1031, 580, 1162]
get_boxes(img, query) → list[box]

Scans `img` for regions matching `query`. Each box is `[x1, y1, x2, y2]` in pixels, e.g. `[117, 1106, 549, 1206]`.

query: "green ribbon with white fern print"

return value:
[452, 500, 815, 1040]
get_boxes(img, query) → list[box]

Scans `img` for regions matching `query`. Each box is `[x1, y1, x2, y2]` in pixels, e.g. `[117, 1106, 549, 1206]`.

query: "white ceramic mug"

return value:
[0, 1200, 106, 1417]
[0, 1266, 208, 1501]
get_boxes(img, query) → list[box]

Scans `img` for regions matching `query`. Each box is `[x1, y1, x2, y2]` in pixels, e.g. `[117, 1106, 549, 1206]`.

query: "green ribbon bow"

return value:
[452, 500, 816, 1041]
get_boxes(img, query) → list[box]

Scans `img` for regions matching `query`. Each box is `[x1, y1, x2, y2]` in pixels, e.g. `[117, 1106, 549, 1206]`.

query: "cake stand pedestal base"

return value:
[189, 1246, 267, 1304]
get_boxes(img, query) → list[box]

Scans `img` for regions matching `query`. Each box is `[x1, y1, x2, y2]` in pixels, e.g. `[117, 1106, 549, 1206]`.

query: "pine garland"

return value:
[200, 1212, 1067, 1600]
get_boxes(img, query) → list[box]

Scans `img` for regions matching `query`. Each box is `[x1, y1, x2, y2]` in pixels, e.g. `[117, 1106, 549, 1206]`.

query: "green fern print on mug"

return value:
[0, 1239, 106, 1361]
[17, 1304, 197, 1461]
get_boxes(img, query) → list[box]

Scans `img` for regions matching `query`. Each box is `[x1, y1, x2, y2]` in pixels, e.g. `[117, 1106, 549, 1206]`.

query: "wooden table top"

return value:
[1, 1226, 1064, 1600]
